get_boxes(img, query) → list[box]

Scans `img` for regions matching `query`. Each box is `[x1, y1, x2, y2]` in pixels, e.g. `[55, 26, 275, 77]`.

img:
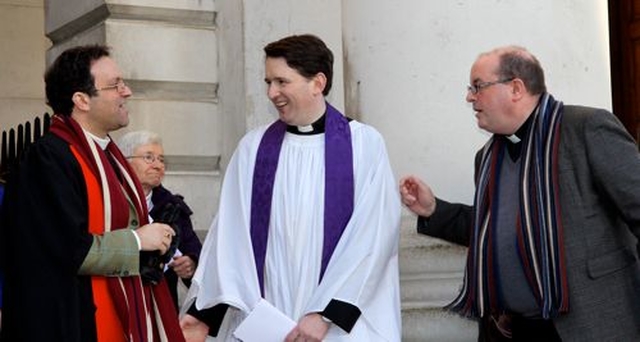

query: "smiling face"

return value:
[76, 56, 132, 137]
[264, 57, 326, 126]
[128, 143, 165, 195]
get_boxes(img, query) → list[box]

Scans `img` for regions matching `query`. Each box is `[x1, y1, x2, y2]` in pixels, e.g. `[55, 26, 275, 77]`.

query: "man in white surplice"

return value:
[180, 34, 401, 342]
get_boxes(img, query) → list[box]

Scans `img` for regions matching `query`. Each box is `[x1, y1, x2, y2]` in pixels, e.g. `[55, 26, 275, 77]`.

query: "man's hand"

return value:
[285, 313, 329, 342]
[170, 255, 197, 279]
[136, 222, 175, 254]
[399, 175, 437, 217]
[180, 314, 209, 342]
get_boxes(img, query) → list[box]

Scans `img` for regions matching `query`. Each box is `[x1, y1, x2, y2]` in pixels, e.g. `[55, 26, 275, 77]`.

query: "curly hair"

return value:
[264, 34, 334, 96]
[44, 45, 111, 116]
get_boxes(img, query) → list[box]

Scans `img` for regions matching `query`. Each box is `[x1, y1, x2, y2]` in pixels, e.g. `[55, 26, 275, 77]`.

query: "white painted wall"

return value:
[1, 0, 612, 206]
[221, 0, 345, 135]
[342, 0, 611, 204]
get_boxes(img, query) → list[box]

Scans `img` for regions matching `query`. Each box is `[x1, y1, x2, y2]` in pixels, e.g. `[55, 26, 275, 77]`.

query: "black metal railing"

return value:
[0, 113, 51, 179]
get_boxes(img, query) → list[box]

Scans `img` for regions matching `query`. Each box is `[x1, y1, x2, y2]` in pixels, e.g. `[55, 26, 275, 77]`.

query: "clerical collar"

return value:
[287, 113, 326, 135]
[505, 113, 533, 145]
[504, 112, 534, 161]
[286, 112, 354, 135]
[505, 134, 521, 144]
[85, 130, 111, 150]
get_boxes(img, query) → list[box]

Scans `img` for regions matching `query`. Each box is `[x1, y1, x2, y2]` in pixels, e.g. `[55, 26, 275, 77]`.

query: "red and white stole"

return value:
[50, 114, 184, 342]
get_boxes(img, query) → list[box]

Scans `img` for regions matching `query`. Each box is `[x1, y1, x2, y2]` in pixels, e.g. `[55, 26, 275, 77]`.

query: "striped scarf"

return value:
[50, 115, 184, 342]
[448, 93, 569, 319]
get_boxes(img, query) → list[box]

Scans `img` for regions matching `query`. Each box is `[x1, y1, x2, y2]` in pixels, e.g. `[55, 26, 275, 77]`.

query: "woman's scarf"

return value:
[448, 93, 569, 319]
[50, 114, 183, 342]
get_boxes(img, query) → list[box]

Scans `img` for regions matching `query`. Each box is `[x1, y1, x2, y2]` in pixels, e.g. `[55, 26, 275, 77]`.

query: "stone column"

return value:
[0, 0, 48, 130]
[45, 0, 219, 232]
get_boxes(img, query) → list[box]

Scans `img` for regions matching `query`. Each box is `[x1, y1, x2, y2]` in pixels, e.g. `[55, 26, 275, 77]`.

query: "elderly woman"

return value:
[118, 130, 202, 310]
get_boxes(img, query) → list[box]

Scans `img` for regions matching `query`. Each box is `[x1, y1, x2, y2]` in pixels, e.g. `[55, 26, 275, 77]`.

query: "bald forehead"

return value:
[480, 46, 536, 67]
[470, 54, 499, 81]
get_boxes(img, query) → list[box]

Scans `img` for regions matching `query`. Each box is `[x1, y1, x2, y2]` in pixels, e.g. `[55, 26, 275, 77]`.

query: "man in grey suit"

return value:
[400, 46, 640, 341]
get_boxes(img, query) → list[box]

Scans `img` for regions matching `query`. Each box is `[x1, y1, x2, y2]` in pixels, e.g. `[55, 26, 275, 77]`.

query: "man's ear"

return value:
[312, 72, 327, 96]
[72, 91, 91, 112]
[511, 78, 526, 100]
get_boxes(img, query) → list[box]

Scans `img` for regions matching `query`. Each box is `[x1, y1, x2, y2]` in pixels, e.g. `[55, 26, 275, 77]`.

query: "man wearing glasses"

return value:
[400, 46, 640, 341]
[0, 45, 184, 341]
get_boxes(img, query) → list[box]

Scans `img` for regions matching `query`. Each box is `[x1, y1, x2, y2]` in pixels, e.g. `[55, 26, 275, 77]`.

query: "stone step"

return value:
[402, 307, 477, 342]
[399, 212, 478, 340]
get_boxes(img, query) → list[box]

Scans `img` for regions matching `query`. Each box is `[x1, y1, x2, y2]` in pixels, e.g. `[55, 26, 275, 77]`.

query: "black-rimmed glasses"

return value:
[467, 78, 514, 95]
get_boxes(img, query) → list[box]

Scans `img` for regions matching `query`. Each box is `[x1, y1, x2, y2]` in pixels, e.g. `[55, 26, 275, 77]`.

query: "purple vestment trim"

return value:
[250, 103, 354, 296]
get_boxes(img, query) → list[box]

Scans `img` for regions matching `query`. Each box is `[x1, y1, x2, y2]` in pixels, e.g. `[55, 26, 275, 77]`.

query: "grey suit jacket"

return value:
[420, 105, 640, 341]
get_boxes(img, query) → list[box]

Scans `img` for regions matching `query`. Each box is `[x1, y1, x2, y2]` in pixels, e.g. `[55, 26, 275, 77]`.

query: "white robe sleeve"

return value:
[304, 125, 402, 341]
[182, 128, 266, 331]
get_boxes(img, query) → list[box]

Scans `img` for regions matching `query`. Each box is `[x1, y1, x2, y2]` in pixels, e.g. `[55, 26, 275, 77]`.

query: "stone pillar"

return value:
[44, 0, 219, 232]
[0, 0, 48, 130]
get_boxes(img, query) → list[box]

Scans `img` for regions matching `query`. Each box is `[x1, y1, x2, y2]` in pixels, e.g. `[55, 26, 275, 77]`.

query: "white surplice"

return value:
[185, 120, 401, 341]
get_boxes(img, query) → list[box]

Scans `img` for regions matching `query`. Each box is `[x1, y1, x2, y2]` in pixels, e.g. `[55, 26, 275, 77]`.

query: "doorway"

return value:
[609, 0, 640, 142]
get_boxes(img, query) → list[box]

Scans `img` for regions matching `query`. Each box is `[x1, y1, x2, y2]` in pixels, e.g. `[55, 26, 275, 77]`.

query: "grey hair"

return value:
[481, 45, 547, 95]
[117, 130, 163, 157]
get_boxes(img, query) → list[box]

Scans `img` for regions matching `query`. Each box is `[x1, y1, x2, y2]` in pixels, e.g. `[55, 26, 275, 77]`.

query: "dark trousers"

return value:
[479, 314, 562, 341]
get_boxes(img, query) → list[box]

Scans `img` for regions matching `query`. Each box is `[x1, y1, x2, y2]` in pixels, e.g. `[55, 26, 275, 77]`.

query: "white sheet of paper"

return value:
[233, 299, 296, 342]
[163, 248, 183, 272]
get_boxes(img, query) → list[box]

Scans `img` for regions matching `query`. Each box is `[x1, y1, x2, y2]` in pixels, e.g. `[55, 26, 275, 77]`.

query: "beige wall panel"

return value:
[107, 0, 213, 11]
[45, 24, 106, 64]
[45, 0, 102, 33]
[114, 100, 220, 157]
[0, 0, 41, 5]
[162, 172, 219, 232]
[0, 6, 46, 99]
[0, 100, 49, 130]
[106, 21, 216, 83]
[0, 2, 48, 130]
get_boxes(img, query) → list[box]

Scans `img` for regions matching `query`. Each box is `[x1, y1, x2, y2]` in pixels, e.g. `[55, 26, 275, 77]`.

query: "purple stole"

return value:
[250, 103, 354, 295]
